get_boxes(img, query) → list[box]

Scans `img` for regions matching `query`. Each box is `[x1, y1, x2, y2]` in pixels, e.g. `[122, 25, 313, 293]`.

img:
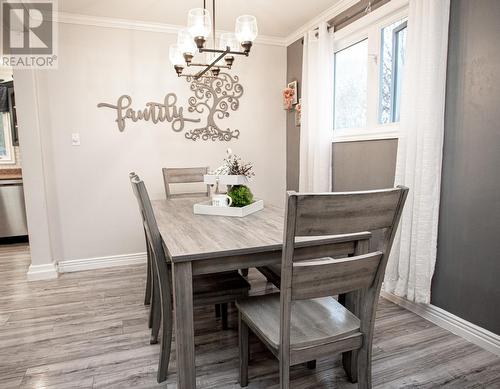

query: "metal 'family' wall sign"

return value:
[97, 72, 244, 142]
[97, 94, 199, 133]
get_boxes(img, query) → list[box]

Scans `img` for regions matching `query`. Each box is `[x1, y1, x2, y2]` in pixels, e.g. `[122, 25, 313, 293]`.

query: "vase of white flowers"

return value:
[205, 148, 254, 186]
[204, 149, 255, 206]
[195, 149, 263, 216]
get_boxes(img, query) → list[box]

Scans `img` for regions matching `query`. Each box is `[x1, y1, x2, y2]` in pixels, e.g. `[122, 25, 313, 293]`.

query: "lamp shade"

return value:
[219, 32, 239, 51]
[177, 29, 196, 55]
[188, 8, 211, 38]
[235, 15, 258, 43]
[169, 44, 184, 66]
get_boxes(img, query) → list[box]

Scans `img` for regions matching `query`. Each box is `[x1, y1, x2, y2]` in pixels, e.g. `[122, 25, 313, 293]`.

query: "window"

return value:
[0, 112, 14, 163]
[379, 19, 407, 124]
[334, 39, 368, 129]
[332, 3, 408, 141]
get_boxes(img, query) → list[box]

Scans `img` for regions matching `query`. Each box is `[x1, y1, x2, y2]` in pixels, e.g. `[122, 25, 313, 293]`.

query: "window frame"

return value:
[0, 112, 15, 165]
[390, 20, 407, 122]
[332, 0, 409, 143]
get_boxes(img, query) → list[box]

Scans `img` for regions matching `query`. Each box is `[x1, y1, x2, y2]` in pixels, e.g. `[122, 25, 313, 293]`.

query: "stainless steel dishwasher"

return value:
[0, 179, 28, 237]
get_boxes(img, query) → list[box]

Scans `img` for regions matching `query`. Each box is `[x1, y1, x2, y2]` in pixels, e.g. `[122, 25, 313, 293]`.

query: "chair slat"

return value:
[163, 167, 210, 198]
[291, 252, 383, 300]
[295, 189, 402, 236]
[165, 168, 207, 183]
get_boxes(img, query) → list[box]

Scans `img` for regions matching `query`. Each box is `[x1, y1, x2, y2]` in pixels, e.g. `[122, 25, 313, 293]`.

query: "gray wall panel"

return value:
[286, 39, 303, 191]
[332, 139, 398, 191]
[431, 0, 500, 334]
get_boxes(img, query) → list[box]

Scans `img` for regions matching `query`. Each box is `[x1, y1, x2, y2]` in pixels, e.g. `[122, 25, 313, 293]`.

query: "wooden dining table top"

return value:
[151, 198, 286, 262]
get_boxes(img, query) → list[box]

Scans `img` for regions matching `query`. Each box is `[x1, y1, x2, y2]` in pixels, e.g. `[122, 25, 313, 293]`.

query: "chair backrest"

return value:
[279, 187, 408, 356]
[129, 173, 172, 312]
[284, 187, 407, 300]
[162, 167, 210, 199]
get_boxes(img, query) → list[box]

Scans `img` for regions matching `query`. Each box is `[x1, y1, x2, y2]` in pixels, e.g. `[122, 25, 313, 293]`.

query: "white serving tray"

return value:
[204, 174, 249, 186]
[193, 199, 264, 217]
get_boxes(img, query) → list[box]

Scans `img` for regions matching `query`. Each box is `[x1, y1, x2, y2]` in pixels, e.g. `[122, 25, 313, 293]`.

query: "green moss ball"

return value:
[227, 185, 254, 207]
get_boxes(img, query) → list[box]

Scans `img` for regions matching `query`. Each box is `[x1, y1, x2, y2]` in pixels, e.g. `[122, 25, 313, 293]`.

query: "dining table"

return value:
[151, 197, 371, 388]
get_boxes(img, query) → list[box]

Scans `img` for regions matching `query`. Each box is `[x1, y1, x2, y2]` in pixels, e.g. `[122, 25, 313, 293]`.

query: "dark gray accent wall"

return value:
[286, 39, 303, 191]
[431, 0, 500, 334]
[332, 139, 397, 191]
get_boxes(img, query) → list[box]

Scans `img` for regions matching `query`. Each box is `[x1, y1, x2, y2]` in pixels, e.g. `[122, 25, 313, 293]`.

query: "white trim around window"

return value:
[333, 0, 409, 143]
[333, 124, 400, 143]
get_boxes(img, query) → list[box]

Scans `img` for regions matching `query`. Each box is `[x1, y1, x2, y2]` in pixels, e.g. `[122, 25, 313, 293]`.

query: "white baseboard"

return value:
[58, 252, 147, 273]
[381, 291, 500, 357]
[27, 262, 59, 281]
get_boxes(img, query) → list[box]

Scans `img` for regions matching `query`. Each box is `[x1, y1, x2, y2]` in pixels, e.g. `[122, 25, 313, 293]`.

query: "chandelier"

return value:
[169, 0, 258, 79]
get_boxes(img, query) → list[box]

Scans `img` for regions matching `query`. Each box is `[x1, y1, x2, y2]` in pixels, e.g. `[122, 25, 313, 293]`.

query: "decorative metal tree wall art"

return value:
[185, 72, 243, 141]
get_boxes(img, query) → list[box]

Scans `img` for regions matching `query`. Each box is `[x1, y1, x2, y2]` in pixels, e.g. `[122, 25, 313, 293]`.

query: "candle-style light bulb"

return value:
[235, 15, 258, 54]
[188, 8, 211, 49]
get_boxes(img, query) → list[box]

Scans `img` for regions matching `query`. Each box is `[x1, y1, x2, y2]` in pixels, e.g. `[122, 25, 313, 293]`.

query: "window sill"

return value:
[333, 127, 400, 143]
[0, 160, 16, 165]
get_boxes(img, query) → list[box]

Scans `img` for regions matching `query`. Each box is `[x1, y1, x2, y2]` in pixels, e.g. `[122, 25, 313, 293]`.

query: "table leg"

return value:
[172, 261, 196, 388]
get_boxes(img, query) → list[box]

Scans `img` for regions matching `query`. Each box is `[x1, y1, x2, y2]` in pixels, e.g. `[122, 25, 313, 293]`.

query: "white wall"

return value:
[15, 22, 286, 265]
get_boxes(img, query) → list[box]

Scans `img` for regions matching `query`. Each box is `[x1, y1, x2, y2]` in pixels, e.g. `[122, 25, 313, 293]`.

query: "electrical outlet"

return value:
[72, 133, 80, 146]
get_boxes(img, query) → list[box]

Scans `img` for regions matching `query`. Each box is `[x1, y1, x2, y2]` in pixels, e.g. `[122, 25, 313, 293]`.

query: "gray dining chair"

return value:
[129, 172, 153, 325]
[162, 167, 210, 199]
[236, 187, 408, 388]
[163, 167, 249, 279]
[130, 174, 251, 383]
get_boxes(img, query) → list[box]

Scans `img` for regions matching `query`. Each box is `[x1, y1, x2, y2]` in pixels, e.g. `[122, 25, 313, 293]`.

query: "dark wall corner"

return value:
[286, 38, 303, 191]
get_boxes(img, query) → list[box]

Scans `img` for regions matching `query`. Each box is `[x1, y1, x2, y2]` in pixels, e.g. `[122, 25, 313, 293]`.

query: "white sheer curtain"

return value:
[299, 22, 334, 192]
[384, 0, 451, 303]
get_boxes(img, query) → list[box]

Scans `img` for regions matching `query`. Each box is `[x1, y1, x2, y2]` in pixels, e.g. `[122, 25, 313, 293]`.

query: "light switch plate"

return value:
[72, 133, 80, 146]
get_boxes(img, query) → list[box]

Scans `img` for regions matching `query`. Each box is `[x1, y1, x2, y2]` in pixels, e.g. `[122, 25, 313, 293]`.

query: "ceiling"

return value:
[58, 0, 339, 38]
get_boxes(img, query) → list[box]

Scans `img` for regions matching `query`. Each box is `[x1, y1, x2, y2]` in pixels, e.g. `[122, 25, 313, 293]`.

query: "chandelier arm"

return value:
[187, 62, 231, 69]
[195, 49, 228, 79]
[199, 47, 249, 56]
[180, 74, 217, 79]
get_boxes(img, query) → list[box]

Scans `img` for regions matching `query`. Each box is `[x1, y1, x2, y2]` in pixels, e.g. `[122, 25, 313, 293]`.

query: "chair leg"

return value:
[306, 360, 316, 369]
[148, 256, 155, 329]
[221, 303, 228, 330]
[215, 304, 221, 318]
[240, 268, 249, 277]
[157, 302, 173, 383]
[144, 239, 152, 306]
[147, 284, 154, 329]
[342, 290, 361, 382]
[357, 342, 372, 389]
[343, 350, 358, 382]
[239, 312, 249, 387]
[147, 263, 154, 329]
[279, 358, 290, 389]
[150, 268, 161, 344]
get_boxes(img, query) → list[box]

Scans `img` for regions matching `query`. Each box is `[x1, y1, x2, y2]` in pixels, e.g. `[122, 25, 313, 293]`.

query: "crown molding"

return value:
[284, 0, 359, 46]
[56, 12, 287, 47]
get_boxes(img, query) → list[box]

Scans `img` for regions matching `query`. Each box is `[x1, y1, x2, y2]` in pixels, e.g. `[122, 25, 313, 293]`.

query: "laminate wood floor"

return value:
[1, 243, 499, 389]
